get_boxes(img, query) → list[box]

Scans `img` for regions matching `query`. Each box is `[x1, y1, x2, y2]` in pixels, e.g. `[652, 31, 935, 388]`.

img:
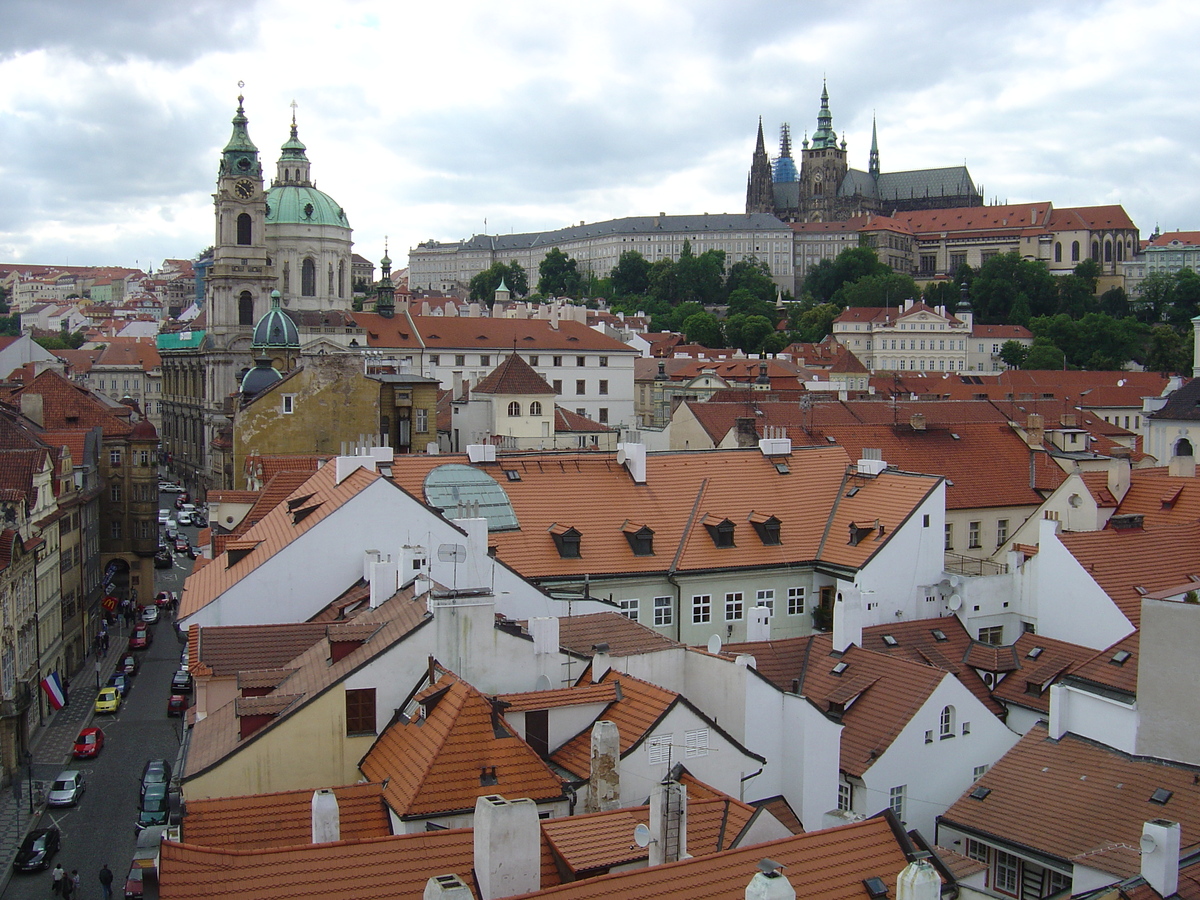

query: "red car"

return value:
[115, 654, 139, 676]
[72, 727, 105, 759]
[154, 591, 174, 609]
[167, 694, 189, 717]
[128, 627, 152, 651]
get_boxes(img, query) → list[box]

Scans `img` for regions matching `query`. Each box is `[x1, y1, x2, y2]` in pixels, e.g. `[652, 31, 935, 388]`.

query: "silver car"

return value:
[47, 770, 84, 807]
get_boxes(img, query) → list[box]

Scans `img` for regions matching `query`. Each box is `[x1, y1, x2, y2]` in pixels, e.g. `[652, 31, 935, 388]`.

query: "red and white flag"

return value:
[40, 672, 65, 710]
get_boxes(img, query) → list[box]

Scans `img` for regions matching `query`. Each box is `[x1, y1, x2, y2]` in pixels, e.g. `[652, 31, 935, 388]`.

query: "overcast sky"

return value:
[2, 0, 1197, 277]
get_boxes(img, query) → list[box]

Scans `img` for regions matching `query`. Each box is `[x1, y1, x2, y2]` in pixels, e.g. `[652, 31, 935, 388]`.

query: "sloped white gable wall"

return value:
[1048, 682, 1137, 753]
[1020, 518, 1134, 649]
[862, 673, 1019, 841]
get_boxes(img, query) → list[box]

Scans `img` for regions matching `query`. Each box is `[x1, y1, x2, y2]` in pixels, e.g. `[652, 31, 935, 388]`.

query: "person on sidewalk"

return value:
[98, 864, 113, 900]
[71, 869, 81, 897]
[51, 863, 65, 896]
[60, 867, 75, 899]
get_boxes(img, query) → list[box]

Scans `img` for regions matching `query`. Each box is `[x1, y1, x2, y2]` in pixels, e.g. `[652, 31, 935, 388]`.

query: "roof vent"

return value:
[1150, 788, 1173, 805]
[970, 786, 991, 800]
[1111, 650, 1132, 665]
[863, 877, 889, 899]
[758, 437, 792, 457]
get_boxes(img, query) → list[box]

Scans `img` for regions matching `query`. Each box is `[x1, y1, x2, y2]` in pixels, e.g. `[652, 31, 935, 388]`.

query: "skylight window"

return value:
[1150, 788, 1173, 805]
[1111, 650, 1131, 665]
[424, 463, 519, 531]
[970, 786, 991, 800]
[863, 877, 889, 899]
[1027, 647, 1043, 659]
[503, 469, 521, 482]
[774, 461, 790, 475]
[882, 635, 898, 647]
[831, 662, 849, 676]
[931, 629, 947, 642]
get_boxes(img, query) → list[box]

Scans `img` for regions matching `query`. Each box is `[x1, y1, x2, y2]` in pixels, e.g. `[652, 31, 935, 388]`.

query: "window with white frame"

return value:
[109, 449, 122, 466]
[756, 589, 774, 614]
[965, 838, 988, 863]
[684, 729, 709, 758]
[787, 586, 805, 615]
[647, 734, 672, 766]
[415, 408, 428, 433]
[968, 521, 981, 549]
[973, 764, 989, 780]
[993, 850, 1019, 894]
[282, 394, 295, 414]
[692, 595, 711, 624]
[940, 705, 955, 738]
[725, 592, 744, 621]
[837, 782, 853, 811]
[619, 598, 639, 622]
[996, 519, 1009, 547]
[654, 596, 672, 626]
[889, 785, 906, 822]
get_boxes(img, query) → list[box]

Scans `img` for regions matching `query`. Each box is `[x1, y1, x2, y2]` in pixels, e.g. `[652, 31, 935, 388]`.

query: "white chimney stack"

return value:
[474, 796, 540, 900]
[311, 788, 340, 844]
[832, 588, 863, 653]
[1140, 819, 1181, 899]
[649, 777, 688, 866]
[897, 857, 940, 900]
[746, 606, 771, 642]
[585, 720, 620, 813]
[746, 860, 796, 900]
[618, 442, 647, 484]
[424, 875, 474, 900]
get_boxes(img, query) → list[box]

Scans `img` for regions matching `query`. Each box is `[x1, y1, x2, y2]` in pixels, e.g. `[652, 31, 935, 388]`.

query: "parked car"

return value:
[173, 536, 189, 553]
[159, 481, 184, 493]
[136, 784, 169, 832]
[171, 669, 193, 693]
[116, 654, 139, 676]
[12, 827, 60, 872]
[47, 770, 85, 807]
[128, 627, 151, 650]
[72, 727, 105, 759]
[140, 758, 172, 798]
[107, 673, 131, 698]
[186, 544, 200, 559]
[154, 549, 173, 569]
[191, 513, 208, 528]
[124, 860, 148, 900]
[140, 605, 159, 624]
[155, 590, 177, 609]
[163, 524, 178, 541]
[94, 687, 121, 714]
[157, 508, 169, 524]
[166, 693, 189, 716]
[179, 503, 197, 521]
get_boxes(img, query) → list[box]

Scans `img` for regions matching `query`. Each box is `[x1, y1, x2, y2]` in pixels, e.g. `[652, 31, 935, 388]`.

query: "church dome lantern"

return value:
[252, 290, 300, 352]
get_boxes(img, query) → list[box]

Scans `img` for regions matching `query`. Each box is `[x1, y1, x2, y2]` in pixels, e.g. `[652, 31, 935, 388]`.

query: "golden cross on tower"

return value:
[290, 99, 298, 125]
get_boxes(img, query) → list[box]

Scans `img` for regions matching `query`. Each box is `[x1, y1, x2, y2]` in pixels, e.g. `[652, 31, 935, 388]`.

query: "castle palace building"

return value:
[746, 83, 983, 223]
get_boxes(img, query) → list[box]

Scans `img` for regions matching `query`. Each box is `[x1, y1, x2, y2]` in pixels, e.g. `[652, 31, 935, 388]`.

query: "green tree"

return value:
[737, 315, 777, 354]
[791, 303, 840, 343]
[1073, 258, 1101, 293]
[999, 340, 1029, 368]
[1055, 274, 1095, 317]
[971, 253, 1057, 322]
[725, 256, 777, 305]
[469, 260, 529, 302]
[674, 240, 726, 305]
[802, 247, 889, 304]
[1166, 268, 1200, 331]
[647, 258, 678, 305]
[537, 248, 583, 297]
[668, 301, 706, 333]
[610, 250, 652, 298]
[1098, 286, 1130, 317]
[1144, 324, 1190, 374]
[1022, 338, 1066, 370]
[836, 272, 920, 308]
[681, 311, 723, 347]
[1134, 272, 1174, 324]
[727, 288, 777, 320]
[34, 331, 86, 350]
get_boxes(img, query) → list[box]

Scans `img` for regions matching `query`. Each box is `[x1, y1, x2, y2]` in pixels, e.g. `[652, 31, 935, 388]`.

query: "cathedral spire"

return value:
[745, 117, 775, 214]
[755, 116, 766, 154]
[773, 123, 798, 183]
[811, 79, 838, 150]
[221, 91, 261, 177]
[868, 114, 880, 179]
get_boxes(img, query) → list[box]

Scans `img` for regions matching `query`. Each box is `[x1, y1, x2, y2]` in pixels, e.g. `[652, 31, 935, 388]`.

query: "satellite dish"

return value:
[616, 447, 627, 465]
[633, 824, 653, 848]
[534, 674, 552, 692]
[948, 593, 963, 611]
[707, 634, 723, 654]
[1140, 833, 1157, 854]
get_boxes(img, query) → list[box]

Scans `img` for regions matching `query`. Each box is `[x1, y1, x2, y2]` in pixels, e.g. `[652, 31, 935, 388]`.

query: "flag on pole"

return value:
[41, 672, 65, 711]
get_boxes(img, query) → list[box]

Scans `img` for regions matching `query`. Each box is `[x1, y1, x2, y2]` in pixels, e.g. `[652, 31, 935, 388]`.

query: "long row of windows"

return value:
[945, 519, 1009, 551]
[431, 354, 613, 368]
[618, 588, 808, 627]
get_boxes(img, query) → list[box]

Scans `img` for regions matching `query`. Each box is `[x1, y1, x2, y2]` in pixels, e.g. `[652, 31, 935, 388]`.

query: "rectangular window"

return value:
[599, 356, 608, 367]
[415, 408, 429, 433]
[725, 592, 744, 621]
[110, 484, 122, 503]
[978, 626, 1003, 645]
[109, 449, 122, 466]
[282, 394, 295, 414]
[647, 733, 672, 766]
[944, 523, 953, 550]
[653, 596, 672, 626]
[619, 598, 639, 622]
[787, 587, 805, 615]
[692, 594, 711, 624]
[138, 450, 150, 467]
[455, 354, 465, 366]
[110, 520, 121, 539]
[684, 728, 709, 758]
[966, 838, 989, 863]
[598, 408, 609, 424]
[553, 379, 562, 394]
[553, 355, 563, 367]
[756, 589, 774, 614]
[598, 379, 608, 395]
[996, 519, 1009, 547]
[429, 354, 440, 365]
[575, 379, 585, 395]
[529, 355, 539, 366]
[973, 764, 989, 781]
[993, 850, 1019, 894]
[962, 721, 971, 735]
[345, 687, 376, 735]
[968, 521, 981, 549]
[889, 785, 906, 822]
[837, 782, 853, 811]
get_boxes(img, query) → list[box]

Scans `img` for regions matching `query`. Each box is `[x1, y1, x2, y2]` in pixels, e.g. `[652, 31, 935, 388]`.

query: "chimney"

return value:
[909, 413, 926, 431]
[618, 442, 647, 484]
[832, 588, 863, 653]
[473, 795, 540, 900]
[584, 720, 620, 813]
[897, 857, 939, 900]
[1140, 819, 1181, 899]
[736, 417, 759, 448]
[424, 875, 474, 900]
[20, 393, 43, 427]
[591, 644, 612, 682]
[311, 788, 340, 843]
[649, 775, 688, 866]
[1107, 447, 1132, 501]
[1025, 413, 1044, 447]
[746, 860, 796, 900]
[1169, 454, 1196, 477]
[746, 605, 771, 642]
[1059, 412, 1077, 428]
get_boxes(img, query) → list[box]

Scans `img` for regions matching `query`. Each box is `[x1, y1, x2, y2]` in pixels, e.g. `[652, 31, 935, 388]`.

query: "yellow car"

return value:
[94, 687, 121, 715]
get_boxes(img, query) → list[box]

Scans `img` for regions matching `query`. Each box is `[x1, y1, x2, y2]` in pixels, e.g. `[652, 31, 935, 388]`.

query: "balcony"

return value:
[944, 552, 1008, 577]
[0, 681, 33, 718]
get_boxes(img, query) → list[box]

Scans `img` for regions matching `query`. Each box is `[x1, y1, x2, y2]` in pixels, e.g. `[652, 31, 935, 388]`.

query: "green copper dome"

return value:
[240, 358, 283, 397]
[265, 183, 349, 227]
[252, 290, 300, 351]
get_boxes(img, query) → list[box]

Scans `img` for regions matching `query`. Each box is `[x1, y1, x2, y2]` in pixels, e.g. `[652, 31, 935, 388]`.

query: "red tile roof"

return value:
[555, 612, 682, 657]
[474, 353, 558, 396]
[351, 313, 634, 354]
[194, 622, 331, 676]
[1063, 631, 1140, 698]
[988, 632, 1099, 715]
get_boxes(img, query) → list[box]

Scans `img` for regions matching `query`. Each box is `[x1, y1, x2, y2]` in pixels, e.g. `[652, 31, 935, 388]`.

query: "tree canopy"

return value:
[537, 248, 584, 297]
[468, 260, 528, 302]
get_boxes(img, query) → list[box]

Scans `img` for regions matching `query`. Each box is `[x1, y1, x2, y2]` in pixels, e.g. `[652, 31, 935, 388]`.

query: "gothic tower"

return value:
[744, 117, 775, 215]
[798, 81, 849, 222]
[868, 115, 880, 179]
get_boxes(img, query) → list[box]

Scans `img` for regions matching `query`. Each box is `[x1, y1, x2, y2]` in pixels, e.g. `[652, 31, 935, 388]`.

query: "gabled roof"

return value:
[1062, 631, 1140, 699]
[1150, 378, 1200, 422]
[1112, 471, 1200, 525]
[182, 782, 391, 849]
[1048, 205, 1139, 232]
[9, 367, 133, 437]
[989, 632, 1100, 714]
[894, 203, 1053, 236]
[193, 622, 332, 677]
[553, 406, 614, 433]
[940, 724, 1200, 878]
[725, 634, 945, 777]
[351, 313, 634, 354]
[473, 353, 558, 396]
[555, 611, 682, 657]
[359, 669, 565, 818]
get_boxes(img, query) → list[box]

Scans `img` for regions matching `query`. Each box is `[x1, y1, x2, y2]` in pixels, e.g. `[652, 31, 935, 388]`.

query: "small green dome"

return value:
[265, 184, 349, 228]
[252, 290, 300, 351]
[240, 360, 282, 397]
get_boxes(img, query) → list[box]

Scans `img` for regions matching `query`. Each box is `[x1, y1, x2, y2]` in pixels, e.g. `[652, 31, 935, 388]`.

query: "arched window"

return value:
[1091, 241, 1100, 261]
[940, 705, 955, 738]
[236, 213, 252, 246]
[1116, 241, 1123, 261]
[238, 291, 254, 326]
[338, 260, 346, 299]
[328, 264, 334, 295]
[1054, 242, 1062, 263]
[1071, 241, 1080, 262]
[282, 262, 290, 293]
[284, 168, 290, 182]
[1104, 241, 1112, 262]
[507, 401, 521, 417]
[1175, 438, 1194, 458]
[301, 259, 316, 297]
[530, 401, 543, 416]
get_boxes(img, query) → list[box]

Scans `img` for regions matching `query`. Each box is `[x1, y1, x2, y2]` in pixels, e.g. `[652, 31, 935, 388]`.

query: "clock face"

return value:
[813, 170, 824, 183]
[235, 180, 254, 199]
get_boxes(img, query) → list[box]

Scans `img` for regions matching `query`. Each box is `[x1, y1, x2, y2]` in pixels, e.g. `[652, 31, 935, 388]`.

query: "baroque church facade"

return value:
[746, 83, 984, 223]
[159, 96, 355, 494]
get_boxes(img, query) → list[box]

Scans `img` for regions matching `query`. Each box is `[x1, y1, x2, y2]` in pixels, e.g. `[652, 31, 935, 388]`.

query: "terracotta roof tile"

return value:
[474, 353, 558, 396]
[940, 725, 1200, 876]
[1062, 631, 1140, 698]
[556, 612, 682, 657]
[989, 632, 1099, 714]
[351, 313, 634, 354]
[182, 782, 391, 849]
[498, 682, 618, 713]
[360, 669, 566, 819]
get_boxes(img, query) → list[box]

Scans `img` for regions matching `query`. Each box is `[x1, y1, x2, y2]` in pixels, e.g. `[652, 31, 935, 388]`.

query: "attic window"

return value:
[970, 786, 991, 800]
[1024, 681, 1043, 696]
[931, 629, 947, 642]
[503, 469, 521, 482]
[548, 523, 581, 559]
[703, 516, 736, 548]
[774, 461, 791, 475]
[748, 512, 782, 546]
[622, 522, 655, 556]
[863, 877, 889, 899]
[1111, 650, 1132, 665]
[882, 634, 898, 647]
[1150, 788, 1173, 805]
[848, 521, 874, 546]
[951, 433, 961, 440]
[846, 486, 860, 498]
[292, 504, 322, 525]
[831, 661, 849, 676]
[1027, 647, 1043, 660]
[286, 493, 316, 510]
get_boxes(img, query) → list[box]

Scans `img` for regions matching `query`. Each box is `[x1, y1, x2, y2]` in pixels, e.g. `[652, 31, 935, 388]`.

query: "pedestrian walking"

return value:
[71, 870, 81, 898]
[98, 864, 113, 900]
[60, 868, 75, 899]
[51, 863, 65, 896]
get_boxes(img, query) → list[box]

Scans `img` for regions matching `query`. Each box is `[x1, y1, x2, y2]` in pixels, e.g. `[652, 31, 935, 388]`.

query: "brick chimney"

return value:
[1025, 413, 1044, 447]
[736, 417, 758, 448]
[584, 720, 620, 813]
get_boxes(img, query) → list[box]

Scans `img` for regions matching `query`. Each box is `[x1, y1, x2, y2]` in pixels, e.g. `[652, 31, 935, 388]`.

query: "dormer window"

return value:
[548, 523, 581, 559]
[748, 512, 782, 545]
[848, 521, 874, 546]
[702, 515, 735, 548]
[622, 521, 654, 556]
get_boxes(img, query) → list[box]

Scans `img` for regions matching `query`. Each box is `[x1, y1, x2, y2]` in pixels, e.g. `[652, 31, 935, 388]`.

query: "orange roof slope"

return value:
[988, 632, 1099, 715]
[360, 670, 565, 819]
[194, 622, 331, 676]
[182, 782, 391, 849]
[474, 353, 558, 396]
[1063, 631, 1140, 699]
[555, 611, 682, 657]
[941, 725, 1200, 878]
[1111, 471, 1200, 527]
